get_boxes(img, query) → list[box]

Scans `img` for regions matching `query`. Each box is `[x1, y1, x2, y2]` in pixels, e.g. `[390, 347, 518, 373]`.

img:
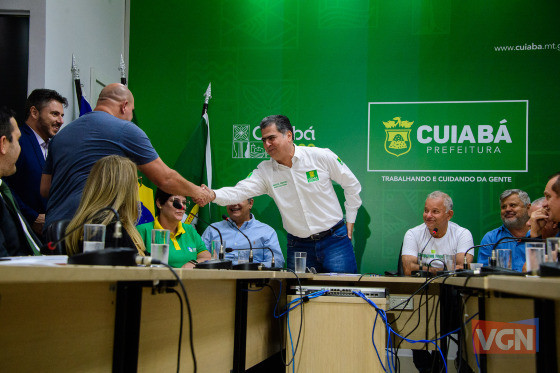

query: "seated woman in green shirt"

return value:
[137, 189, 210, 268]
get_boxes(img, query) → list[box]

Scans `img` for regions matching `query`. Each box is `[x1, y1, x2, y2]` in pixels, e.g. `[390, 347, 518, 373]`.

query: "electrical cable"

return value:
[387, 273, 450, 311]
[157, 262, 197, 373]
[272, 269, 305, 368]
[166, 288, 184, 373]
[354, 290, 480, 373]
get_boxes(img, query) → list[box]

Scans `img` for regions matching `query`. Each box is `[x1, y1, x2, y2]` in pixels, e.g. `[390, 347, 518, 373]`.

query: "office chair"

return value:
[43, 219, 70, 255]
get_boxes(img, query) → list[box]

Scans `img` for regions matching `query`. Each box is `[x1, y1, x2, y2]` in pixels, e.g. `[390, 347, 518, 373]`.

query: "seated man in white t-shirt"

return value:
[401, 191, 474, 275]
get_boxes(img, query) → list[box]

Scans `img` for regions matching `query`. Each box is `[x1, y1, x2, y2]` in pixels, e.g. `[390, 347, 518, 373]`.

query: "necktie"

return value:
[0, 181, 41, 255]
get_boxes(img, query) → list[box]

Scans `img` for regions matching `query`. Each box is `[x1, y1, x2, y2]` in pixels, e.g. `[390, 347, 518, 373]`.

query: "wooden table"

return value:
[0, 264, 295, 372]
[444, 275, 560, 373]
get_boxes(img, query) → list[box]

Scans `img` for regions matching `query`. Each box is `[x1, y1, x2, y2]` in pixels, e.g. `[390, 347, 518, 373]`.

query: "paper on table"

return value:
[0, 255, 68, 266]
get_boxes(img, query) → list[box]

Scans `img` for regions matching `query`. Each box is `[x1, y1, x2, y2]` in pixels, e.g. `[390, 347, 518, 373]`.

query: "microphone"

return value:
[225, 247, 279, 270]
[44, 206, 121, 253]
[183, 211, 232, 270]
[462, 243, 495, 270]
[489, 236, 545, 267]
[222, 214, 253, 262]
[184, 210, 225, 260]
[412, 227, 438, 277]
[222, 214, 260, 271]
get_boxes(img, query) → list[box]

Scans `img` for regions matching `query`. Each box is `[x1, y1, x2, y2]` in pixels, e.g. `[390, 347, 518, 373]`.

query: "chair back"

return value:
[43, 220, 71, 255]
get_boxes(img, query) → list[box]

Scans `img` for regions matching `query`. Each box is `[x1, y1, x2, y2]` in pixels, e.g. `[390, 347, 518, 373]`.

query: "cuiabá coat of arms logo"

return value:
[383, 117, 414, 157]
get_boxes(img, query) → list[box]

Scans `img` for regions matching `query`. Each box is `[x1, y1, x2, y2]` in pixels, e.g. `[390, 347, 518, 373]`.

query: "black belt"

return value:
[295, 220, 345, 242]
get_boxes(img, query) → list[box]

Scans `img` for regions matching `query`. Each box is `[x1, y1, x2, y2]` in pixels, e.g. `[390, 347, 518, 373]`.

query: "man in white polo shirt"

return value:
[401, 190, 474, 275]
[201, 115, 362, 273]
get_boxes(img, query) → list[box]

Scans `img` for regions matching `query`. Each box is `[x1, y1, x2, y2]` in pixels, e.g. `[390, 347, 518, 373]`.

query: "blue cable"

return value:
[287, 310, 295, 373]
[354, 291, 480, 373]
[371, 312, 389, 372]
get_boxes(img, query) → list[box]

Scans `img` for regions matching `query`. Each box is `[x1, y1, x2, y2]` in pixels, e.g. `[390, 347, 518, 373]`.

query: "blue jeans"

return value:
[286, 221, 358, 273]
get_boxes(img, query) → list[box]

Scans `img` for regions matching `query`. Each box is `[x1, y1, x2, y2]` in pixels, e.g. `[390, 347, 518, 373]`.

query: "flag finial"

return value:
[71, 54, 80, 80]
[118, 54, 126, 79]
[204, 83, 212, 104]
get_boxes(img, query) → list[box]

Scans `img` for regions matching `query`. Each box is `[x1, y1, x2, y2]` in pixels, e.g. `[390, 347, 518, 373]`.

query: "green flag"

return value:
[174, 108, 219, 234]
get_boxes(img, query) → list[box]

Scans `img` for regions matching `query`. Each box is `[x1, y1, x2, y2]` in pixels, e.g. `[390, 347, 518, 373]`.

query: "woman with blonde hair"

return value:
[65, 155, 145, 256]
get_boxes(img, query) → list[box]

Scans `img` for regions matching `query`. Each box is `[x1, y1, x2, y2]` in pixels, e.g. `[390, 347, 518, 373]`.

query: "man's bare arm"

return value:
[40, 174, 52, 198]
[137, 158, 212, 203]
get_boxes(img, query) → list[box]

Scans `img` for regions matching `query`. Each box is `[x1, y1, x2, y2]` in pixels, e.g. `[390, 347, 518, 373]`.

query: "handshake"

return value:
[193, 184, 215, 207]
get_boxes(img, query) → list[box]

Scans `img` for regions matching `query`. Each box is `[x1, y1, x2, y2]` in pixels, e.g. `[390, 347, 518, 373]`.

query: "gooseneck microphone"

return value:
[222, 214, 253, 262]
[225, 247, 278, 270]
[489, 236, 544, 268]
[45, 206, 121, 253]
[414, 227, 438, 277]
[180, 206, 224, 259]
[222, 214, 260, 271]
[66, 207, 144, 266]
[182, 210, 232, 270]
[463, 243, 494, 269]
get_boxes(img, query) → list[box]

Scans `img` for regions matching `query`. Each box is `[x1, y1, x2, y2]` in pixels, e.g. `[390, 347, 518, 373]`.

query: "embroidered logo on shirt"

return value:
[337, 156, 344, 166]
[247, 171, 253, 178]
[306, 170, 319, 183]
[273, 181, 288, 189]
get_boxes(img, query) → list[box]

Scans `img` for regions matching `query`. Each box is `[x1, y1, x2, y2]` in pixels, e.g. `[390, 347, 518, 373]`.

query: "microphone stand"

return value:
[482, 236, 543, 275]
[411, 227, 438, 277]
[223, 215, 260, 271]
[225, 247, 281, 271]
[184, 209, 232, 270]
[67, 207, 139, 266]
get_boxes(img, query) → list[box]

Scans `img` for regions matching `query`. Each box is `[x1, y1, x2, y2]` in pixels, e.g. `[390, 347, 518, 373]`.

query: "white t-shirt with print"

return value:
[402, 222, 474, 268]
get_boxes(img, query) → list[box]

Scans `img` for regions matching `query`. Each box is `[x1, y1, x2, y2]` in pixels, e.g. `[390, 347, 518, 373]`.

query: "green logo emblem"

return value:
[273, 181, 288, 189]
[383, 117, 414, 157]
[337, 156, 344, 165]
[306, 170, 319, 183]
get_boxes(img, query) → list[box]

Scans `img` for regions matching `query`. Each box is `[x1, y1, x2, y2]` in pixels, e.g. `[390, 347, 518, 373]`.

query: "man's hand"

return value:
[528, 207, 549, 237]
[193, 184, 215, 207]
[346, 222, 354, 240]
[32, 214, 45, 236]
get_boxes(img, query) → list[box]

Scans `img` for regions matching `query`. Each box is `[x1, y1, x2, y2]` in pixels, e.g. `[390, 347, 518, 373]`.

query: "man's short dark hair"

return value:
[24, 89, 68, 120]
[549, 172, 560, 195]
[0, 107, 15, 142]
[259, 115, 294, 138]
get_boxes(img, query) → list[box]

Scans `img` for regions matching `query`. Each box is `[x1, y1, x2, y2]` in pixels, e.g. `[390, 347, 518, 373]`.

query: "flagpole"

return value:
[71, 54, 82, 112]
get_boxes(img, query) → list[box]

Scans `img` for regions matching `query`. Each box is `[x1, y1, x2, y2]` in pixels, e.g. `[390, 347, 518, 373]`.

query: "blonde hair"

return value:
[65, 155, 146, 256]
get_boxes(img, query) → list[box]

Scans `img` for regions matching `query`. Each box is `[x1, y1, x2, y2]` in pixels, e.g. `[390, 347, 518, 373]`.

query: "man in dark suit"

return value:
[5, 89, 67, 238]
[0, 107, 42, 257]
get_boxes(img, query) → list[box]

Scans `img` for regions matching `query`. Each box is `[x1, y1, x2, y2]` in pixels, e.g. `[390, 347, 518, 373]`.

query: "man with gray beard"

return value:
[477, 189, 531, 271]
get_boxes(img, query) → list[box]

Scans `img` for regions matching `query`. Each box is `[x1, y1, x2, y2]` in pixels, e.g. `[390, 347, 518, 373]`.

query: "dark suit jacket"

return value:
[5, 123, 48, 224]
[0, 182, 37, 257]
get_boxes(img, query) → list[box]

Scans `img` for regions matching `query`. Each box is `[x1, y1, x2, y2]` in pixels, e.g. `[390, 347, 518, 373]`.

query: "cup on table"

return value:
[211, 240, 224, 260]
[496, 249, 512, 269]
[83, 224, 106, 252]
[237, 249, 250, 264]
[526, 242, 545, 274]
[443, 254, 456, 272]
[151, 229, 170, 266]
[294, 252, 307, 273]
[546, 237, 560, 262]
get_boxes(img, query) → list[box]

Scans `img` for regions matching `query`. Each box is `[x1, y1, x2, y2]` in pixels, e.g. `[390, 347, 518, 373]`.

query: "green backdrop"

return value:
[129, 1, 560, 274]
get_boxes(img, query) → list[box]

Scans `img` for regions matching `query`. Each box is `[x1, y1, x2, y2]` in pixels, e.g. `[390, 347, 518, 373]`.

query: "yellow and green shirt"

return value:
[136, 217, 208, 268]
